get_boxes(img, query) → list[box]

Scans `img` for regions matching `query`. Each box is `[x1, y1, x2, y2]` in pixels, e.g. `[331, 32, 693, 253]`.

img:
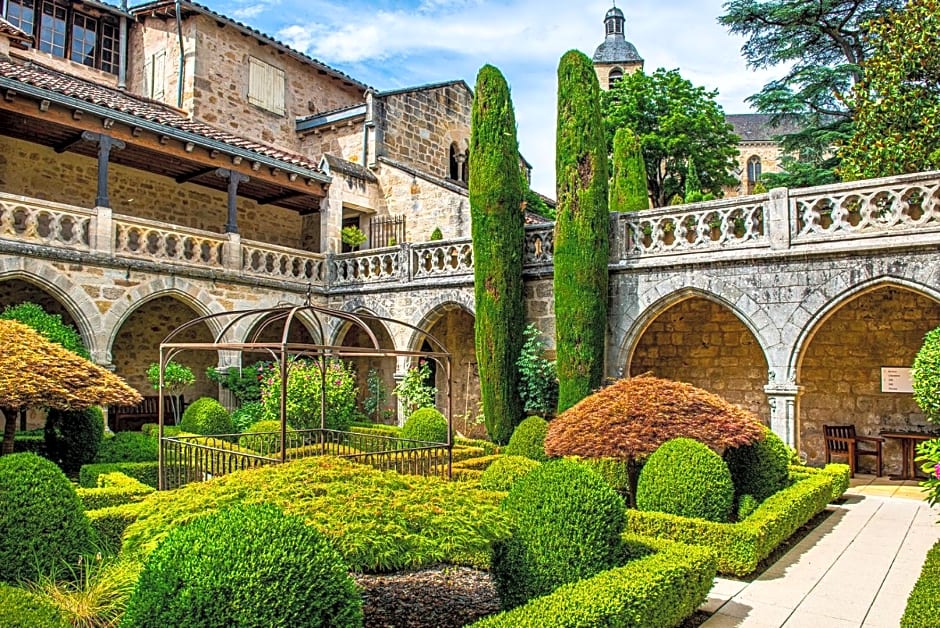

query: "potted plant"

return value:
[341, 226, 367, 250]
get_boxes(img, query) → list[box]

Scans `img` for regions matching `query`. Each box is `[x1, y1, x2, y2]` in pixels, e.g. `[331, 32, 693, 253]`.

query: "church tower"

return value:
[592, 5, 644, 90]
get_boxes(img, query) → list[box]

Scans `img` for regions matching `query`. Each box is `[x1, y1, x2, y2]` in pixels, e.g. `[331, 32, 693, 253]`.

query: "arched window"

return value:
[608, 67, 623, 88]
[746, 155, 762, 193]
[449, 142, 460, 180]
[461, 149, 469, 184]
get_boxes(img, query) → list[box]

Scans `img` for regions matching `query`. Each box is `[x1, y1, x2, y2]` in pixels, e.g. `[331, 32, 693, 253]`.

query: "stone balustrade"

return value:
[1, 171, 938, 291]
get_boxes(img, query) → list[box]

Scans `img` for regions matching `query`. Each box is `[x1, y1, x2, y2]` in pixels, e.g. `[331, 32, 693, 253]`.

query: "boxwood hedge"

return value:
[902, 539, 940, 628]
[80, 462, 160, 489]
[77, 472, 155, 511]
[789, 463, 850, 502]
[625, 470, 834, 576]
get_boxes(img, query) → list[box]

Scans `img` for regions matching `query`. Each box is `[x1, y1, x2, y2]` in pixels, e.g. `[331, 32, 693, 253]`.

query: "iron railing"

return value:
[370, 214, 406, 248]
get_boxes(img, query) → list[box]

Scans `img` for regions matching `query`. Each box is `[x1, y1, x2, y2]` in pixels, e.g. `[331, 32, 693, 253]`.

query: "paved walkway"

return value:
[700, 483, 939, 627]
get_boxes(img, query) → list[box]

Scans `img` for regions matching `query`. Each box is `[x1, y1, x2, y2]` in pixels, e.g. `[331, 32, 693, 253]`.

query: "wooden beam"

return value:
[175, 166, 216, 184]
[258, 190, 307, 205]
[54, 132, 86, 154]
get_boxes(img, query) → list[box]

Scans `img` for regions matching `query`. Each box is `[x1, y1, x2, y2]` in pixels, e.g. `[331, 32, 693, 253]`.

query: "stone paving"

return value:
[700, 478, 939, 627]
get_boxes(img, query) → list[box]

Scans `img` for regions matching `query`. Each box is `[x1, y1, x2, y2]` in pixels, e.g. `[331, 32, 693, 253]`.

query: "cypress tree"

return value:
[469, 64, 525, 444]
[610, 127, 649, 212]
[684, 159, 703, 203]
[554, 50, 610, 414]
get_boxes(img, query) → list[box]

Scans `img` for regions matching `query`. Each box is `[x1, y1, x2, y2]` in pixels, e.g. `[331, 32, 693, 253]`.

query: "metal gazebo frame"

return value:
[156, 303, 452, 490]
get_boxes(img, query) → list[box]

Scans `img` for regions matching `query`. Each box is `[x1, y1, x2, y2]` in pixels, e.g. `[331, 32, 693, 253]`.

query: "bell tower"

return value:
[592, 4, 644, 90]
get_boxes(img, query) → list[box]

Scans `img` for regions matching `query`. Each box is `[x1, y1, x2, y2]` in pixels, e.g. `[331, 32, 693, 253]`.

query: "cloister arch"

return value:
[627, 290, 771, 419]
[334, 311, 397, 423]
[794, 280, 940, 471]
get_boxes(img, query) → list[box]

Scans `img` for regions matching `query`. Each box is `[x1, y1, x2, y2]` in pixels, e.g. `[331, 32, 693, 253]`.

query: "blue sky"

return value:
[200, 0, 782, 196]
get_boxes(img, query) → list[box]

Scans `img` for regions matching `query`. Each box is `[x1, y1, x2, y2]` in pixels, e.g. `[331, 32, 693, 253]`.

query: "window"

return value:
[608, 67, 623, 88]
[3, 1, 122, 75]
[449, 142, 459, 180]
[248, 57, 286, 116]
[747, 155, 762, 194]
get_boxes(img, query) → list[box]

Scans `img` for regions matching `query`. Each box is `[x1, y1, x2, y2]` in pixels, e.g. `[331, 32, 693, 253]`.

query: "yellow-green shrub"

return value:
[77, 472, 154, 511]
[87, 502, 146, 555]
[80, 462, 160, 489]
[902, 539, 940, 628]
[480, 455, 540, 492]
[789, 463, 851, 502]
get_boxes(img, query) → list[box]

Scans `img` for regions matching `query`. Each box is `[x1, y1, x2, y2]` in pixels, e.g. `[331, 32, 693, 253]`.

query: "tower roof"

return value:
[593, 4, 643, 64]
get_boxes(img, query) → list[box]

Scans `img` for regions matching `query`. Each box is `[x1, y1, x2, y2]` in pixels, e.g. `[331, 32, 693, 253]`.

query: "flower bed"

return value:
[625, 470, 834, 576]
[470, 536, 716, 627]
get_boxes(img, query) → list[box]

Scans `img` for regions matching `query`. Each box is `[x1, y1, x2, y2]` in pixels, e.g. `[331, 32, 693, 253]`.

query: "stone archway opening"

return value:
[420, 306, 481, 438]
[628, 297, 770, 419]
[336, 317, 397, 424]
[796, 286, 940, 472]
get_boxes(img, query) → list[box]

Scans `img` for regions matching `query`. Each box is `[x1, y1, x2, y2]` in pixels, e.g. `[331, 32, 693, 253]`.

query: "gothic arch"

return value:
[327, 297, 397, 347]
[0, 264, 101, 359]
[406, 292, 475, 352]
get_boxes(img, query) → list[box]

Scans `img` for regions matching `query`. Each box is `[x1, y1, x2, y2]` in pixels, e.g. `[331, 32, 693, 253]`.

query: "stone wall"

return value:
[629, 297, 770, 419]
[300, 124, 364, 164]
[524, 278, 556, 351]
[374, 161, 470, 242]
[0, 136, 304, 249]
[724, 142, 784, 198]
[798, 287, 940, 470]
[377, 83, 472, 180]
[128, 16, 194, 111]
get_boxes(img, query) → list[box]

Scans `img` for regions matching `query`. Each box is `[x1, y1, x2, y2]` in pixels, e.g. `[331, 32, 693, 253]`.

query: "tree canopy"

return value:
[719, 0, 904, 187]
[840, 0, 940, 179]
[602, 68, 738, 207]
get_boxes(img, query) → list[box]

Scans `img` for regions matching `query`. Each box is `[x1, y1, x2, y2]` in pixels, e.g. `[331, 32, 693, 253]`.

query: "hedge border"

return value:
[77, 472, 155, 511]
[453, 454, 503, 472]
[470, 536, 716, 628]
[87, 501, 146, 554]
[80, 462, 160, 489]
[625, 470, 834, 576]
[901, 539, 940, 628]
[788, 463, 850, 502]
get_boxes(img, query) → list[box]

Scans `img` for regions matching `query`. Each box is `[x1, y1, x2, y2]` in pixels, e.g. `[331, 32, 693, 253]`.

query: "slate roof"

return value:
[322, 154, 378, 183]
[0, 58, 325, 175]
[0, 17, 30, 43]
[376, 79, 472, 99]
[726, 114, 803, 142]
[130, 0, 368, 91]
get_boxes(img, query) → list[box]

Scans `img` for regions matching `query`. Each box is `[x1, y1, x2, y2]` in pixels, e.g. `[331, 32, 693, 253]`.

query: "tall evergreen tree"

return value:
[554, 50, 610, 414]
[469, 64, 525, 444]
[610, 127, 648, 212]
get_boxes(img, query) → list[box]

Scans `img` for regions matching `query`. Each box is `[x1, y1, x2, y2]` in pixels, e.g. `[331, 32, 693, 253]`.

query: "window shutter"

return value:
[248, 57, 285, 116]
[152, 51, 166, 101]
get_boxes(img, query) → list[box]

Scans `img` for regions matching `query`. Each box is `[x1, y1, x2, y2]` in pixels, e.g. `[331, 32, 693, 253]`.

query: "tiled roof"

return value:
[0, 17, 30, 43]
[726, 114, 803, 142]
[0, 58, 324, 174]
[130, 1, 368, 92]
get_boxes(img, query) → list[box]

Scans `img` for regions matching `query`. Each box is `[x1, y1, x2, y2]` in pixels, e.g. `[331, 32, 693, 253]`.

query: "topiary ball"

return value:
[504, 416, 549, 461]
[120, 503, 362, 627]
[724, 428, 790, 503]
[0, 453, 95, 583]
[179, 397, 233, 436]
[45, 406, 104, 473]
[0, 584, 69, 627]
[480, 455, 540, 491]
[636, 437, 735, 523]
[401, 407, 448, 443]
[240, 419, 294, 454]
[491, 459, 625, 609]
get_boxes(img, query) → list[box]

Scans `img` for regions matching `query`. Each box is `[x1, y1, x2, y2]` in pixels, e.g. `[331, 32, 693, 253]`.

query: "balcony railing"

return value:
[2, 171, 938, 290]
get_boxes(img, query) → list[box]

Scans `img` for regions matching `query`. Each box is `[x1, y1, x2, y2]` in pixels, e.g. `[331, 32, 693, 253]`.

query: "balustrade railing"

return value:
[330, 246, 401, 286]
[410, 239, 474, 280]
[114, 216, 226, 267]
[0, 193, 92, 249]
[524, 224, 554, 265]
[241, 239, 326, 284]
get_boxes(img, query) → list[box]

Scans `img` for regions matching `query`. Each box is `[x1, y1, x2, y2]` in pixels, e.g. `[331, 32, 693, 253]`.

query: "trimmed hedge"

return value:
[504, 416, 549, 461]
[453, 454, 503, 472]
[0, 584, 69, 627]
[401, 407, 449, 444]
[140, 424, 181, 438]
[455, 436, 500, 456]
[13, 430, 46, 456]
[179, 397, 233, 435]
[480, 455, 540, 492]
[902, 539, 940, 628]
[77, 472, 155, 511]
[472, 537, 716, 628]
[452, 445, 487, 463]
[45, 406, 104, 473]
[121, 504, 363, 628]
[452, 468, 484, 483]
[625, 470, 834, 576]
[95, 431, 158, 463]
[725, 428, 790, 503]
[87, 502, 145, 555]
[80, 462, 160, 489]
[789, 463, 851, 502]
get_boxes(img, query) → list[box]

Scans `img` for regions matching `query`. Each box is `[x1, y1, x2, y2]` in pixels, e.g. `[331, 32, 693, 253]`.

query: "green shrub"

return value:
[14, 429, 46, 455]
[913, 325, 940, 421]
[401, 407, 449, 443]
[121, 504, 362, 627]
[472, 537, 715, 628]
[87, 502, 145, 555]
[260, 359, 359, 431]
[453, 454, 503, 472]
[0, 453, 95, 583]
[121, 456, 511, 573]
[480, 455, 540, 492]
[789, 463, 851, 502]
[902, 538, 940, 628]
[44, 406, 104, 473]
[492, 459, 625, 609]
[79, 462, 160, 489]
[95, 431, 158, 463]
[140, 424, 181, 438]
[351, 421, 402, 436]
[455, 436, 500, 456]
[736, 494, 759, 520]
[626, 471, 834, 576]
[231, 401, 264, 432]
[1, 301, 88, 358]
[516, 325, 558, 418]
[239, 419, 294, 454]
[452, 445, 487, 463]
[504, 416, 548, 461]
[179, 397, 233, 435]
[637, 437, 735, 523]
[0, 584, 69, 627]
[724, 428, 790, 503]
[77, 473, 154, 511]
[452, 468, 484, 483]
[576, 457, 631, 497]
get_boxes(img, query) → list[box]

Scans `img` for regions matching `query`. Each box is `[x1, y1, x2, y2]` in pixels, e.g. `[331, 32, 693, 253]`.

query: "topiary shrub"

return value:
[913, 325, 940, 422]
[0, 453, 95, 583]
[504, 416, 549, 461]
[178, 397, 233, 436]
[724, 428, 790, 503]
[491, 459, 625, 609]
[44, 406, 104, 473]
[239, 419, 295, 454]
[231, 401, 264, 432]
[120, 503, 362, 627]
[401, 407, 449, 444]
[95, 431, 158, 463]
[636, 438, 735, 523]
[0, 584, 69, 627]
[480, 455, 540, 492]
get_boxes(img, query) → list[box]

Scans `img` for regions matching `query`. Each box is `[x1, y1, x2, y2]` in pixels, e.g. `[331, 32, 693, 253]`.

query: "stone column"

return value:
[764, 383, 802, 449]
[82, 131, 125, 208]
[767, 187, 792, 250]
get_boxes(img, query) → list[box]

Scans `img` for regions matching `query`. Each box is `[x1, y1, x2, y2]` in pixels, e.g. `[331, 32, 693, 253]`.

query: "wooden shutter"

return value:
[248, 56, 286, 116]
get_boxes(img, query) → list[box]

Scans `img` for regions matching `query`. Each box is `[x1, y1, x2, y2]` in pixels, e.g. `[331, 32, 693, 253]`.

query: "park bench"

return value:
[110, 395, 186, 432]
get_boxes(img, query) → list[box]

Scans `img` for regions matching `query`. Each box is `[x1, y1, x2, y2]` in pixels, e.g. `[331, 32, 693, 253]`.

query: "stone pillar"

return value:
[764, 383, 802, 448]
[767, 187, 792, 250]
[319, 185, 343, 254]
[82, 131, 125, 208]
[216, 168, 249, 234]
[93, 206, 114, 254]
[223, 232, 242, 271]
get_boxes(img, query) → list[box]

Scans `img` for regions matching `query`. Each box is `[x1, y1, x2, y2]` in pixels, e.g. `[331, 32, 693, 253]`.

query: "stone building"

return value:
[592, 5, 644, 89]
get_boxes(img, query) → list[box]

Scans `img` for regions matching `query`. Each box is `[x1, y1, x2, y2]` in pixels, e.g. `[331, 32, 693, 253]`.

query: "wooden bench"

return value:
[823, 424, 883, 477]
[110, 395, 185, 432]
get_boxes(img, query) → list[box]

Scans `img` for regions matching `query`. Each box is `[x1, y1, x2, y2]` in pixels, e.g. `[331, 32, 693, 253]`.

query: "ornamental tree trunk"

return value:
[554, 50, 610, 413]
[1, 407, 18, 455]
[469, 64, 526, 444]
